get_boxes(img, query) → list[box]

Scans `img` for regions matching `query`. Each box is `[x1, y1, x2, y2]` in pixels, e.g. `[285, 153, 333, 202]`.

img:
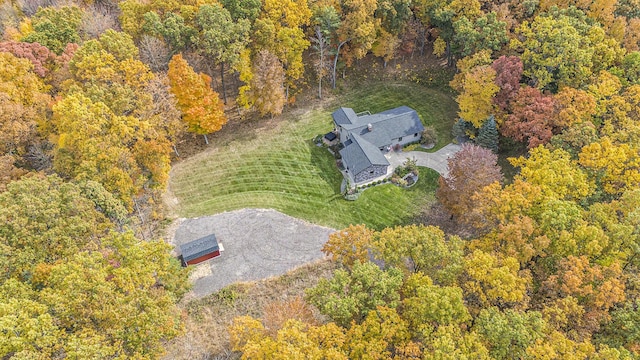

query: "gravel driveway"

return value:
[171, 208, 335, 299]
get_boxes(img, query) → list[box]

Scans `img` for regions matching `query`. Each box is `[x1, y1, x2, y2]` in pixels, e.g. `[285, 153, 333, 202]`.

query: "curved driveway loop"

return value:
[386, 143, 462, 177]
[173, 208, 335, 299]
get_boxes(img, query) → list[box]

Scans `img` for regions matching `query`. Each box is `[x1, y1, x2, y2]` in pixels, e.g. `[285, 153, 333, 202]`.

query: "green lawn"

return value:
[169, 81, 457, 230]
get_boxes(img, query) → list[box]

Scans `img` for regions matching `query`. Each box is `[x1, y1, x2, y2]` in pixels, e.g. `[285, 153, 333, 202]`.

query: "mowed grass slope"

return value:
[169, 82, 457, 229]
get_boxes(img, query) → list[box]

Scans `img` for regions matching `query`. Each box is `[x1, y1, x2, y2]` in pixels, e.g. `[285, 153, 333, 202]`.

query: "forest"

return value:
[0, 0, 639, 358]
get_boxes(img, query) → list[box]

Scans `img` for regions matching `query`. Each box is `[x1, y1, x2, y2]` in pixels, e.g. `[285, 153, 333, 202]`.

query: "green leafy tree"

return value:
[194, 3, 250, 104]
[96, 29, 140, 61]
[474, 307, 548, 360]
[22, 6, 83, 55]
[374, 225, 464, 286]
[38, 232, 188, 358]
[375, 0, 413, 35]
[221, 0, 262, 23]
[424, 325, 491, 360]
[453, 12, 508, 57]
[511, 7, 622, 90]
[620, 51, 640, 85]
[400, 272, 471, 336]
[598, 300, 640, 352]
[0, 175, 112, 281]
[305, 261, 403, 327]
[142, 11, 196, 53]
[0, 175, 189, 358]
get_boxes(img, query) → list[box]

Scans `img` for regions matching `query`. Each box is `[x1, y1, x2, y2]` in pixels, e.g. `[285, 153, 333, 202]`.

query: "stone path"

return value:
[171, 208, 335, 299]
[385, 143, 462, 177]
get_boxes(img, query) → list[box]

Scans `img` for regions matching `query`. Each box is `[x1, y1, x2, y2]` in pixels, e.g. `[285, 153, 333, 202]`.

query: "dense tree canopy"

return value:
[0, 176, 189, 358]
[22, 6, 83, 55]
[2, 0, 640, 357]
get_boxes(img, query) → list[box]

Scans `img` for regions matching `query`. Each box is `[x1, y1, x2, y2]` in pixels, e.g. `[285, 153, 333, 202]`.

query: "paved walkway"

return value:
[385, 143, 462, 177]
[171, 209, 335, 299]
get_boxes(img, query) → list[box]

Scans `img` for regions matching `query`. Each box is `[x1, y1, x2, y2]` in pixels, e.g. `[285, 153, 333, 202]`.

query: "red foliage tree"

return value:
[437, 143, 503, 221]
[0, 41, 56, 77]
[491, 55, 523, 111]
[501, 86, 558, 149]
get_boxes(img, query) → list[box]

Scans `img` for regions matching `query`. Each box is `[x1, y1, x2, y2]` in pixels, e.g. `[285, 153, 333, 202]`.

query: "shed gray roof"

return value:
[340, 106, 424, 148]
[340, 134, 389, 176]
[180, 234, 219, 262]
[332, 107, 358, 126]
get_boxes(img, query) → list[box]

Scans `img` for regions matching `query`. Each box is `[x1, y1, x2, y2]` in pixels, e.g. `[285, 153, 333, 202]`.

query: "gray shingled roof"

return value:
[339, 134, 390, 176]
[332, 107, 358, 126]
[180, 234, 219, 263]
[340, 106, 424, 148]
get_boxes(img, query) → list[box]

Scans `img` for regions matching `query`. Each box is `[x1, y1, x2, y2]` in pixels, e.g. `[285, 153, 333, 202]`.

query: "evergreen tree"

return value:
[452, 118, 474, 142]
[476, 115, 499, 153]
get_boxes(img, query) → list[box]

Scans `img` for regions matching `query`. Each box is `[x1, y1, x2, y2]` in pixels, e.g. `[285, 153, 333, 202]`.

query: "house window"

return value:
[398, 137, 403, 141]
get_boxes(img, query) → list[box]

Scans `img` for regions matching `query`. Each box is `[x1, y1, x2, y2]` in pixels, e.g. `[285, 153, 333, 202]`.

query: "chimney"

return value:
[367, 123, 373, 132]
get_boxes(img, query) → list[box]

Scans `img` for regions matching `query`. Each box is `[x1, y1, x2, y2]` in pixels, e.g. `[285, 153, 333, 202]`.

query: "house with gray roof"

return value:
[334, 106, 424, 185]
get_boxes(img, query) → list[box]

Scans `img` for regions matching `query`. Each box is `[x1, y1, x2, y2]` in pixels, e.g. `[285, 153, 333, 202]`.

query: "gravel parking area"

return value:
[171, 208, 335, 299]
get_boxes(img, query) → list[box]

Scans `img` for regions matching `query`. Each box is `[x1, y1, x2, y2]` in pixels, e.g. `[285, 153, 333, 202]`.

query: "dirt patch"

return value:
[163, 260, 337, 360]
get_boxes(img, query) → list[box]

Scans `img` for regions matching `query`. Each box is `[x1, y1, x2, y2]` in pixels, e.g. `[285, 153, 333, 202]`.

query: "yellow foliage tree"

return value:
[462, 250, 531, 311]
[510, 146, 594, 201]
[554, 87, 597, 127]
[322, 224, 374, 268]
[372, 29, 400, 67]
[579, 137, 640, 195]
[167, 53, 227, 144]
[456, 65, 499, 128]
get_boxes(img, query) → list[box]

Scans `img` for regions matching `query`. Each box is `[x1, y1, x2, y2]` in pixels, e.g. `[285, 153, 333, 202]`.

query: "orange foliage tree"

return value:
[167, 53, 227, 144]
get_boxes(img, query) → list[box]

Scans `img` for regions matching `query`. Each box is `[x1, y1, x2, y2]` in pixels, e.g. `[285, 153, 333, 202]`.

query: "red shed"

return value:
[180, 234, 220, 266]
